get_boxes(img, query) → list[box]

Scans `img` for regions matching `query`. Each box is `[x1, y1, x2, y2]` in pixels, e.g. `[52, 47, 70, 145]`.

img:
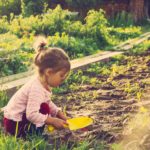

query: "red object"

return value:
[80, 127, 89, 132]
[39, 103, 50, 115]
[3, 102, 50, 138]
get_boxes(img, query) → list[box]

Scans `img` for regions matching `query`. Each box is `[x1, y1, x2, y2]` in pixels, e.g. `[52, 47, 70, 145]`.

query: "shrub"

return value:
[0, 33, 33, 77]
[21, 0, 48, 17]
[0, 16, 9, 34]
[48, 32, 99, 58]
[109, 11, 134, 27]
[9, 5, 76, 37]
[129, 40, 150, 55]
[0, 51, 32, 77]
[109, 26, 141, 41]
[85, 9, 113, 47]
[0, 0, 21, 16]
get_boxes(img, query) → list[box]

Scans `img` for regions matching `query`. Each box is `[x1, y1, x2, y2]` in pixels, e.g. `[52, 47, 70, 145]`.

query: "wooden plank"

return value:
[0, 51, 123, 92]
[0, 69, 34, 84]
[71, 51, 123, 69]
[114, 32, 150, 50]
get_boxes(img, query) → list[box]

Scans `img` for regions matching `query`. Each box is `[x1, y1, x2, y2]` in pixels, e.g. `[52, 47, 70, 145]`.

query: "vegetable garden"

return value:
[0, 4, 150, 150]
[50, 40, 150, 149]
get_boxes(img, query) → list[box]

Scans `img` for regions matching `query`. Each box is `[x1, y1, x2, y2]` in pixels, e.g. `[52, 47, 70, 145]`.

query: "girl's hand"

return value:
[57, 110, 68, 121]
[45, 117, 68, 129]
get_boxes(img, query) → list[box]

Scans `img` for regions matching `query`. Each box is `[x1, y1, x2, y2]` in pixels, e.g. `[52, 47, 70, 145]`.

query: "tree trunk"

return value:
[144, 0, 150, 19]
[129, 0, 145, 22]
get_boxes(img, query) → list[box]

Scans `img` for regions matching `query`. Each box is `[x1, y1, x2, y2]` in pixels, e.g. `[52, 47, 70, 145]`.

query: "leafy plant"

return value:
[0, 50, 32, 77]
[21, 0, 48, 17]
[128, 40, 150, 55]
[85, 9, 113, 47]
[0, 16, 9, 34]
[0, 133, 48, 150]
[109, 11, 134, 27]
[0, 91, 8, 108]
[109, 26, 141, 41]
[0, 0, 21, 16]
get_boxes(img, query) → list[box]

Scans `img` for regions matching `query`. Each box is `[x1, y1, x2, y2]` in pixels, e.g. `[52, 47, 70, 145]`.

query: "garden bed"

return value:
[47, 42, 150, 149]
[0, 40, 150, 150]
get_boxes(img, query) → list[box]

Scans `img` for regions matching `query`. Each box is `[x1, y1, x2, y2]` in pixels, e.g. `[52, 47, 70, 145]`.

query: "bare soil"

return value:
[49, 50, 150, 149]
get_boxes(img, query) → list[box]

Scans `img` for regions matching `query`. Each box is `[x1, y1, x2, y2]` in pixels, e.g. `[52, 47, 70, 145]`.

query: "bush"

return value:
[0, 51, 32, 77]
[109, 11, 134, 27]
[0, 0, 21, 16]
[21, 0, 48, 17]
[109, 26, 141, 41]
[48, 32, 99, 58]
[9, 15, 41, 37]
[85, 9, 113, 47]
[0, 16, 9, 34]
[9, 5, 76, 37]
[41, 5, 74, 35]
[7, 6, 140, 46]
[129, 40, 150, 55]
[0, 33, 33, 77]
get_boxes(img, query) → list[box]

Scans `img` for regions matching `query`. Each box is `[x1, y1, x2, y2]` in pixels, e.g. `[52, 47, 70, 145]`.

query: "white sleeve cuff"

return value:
[35, 114, 48, 128]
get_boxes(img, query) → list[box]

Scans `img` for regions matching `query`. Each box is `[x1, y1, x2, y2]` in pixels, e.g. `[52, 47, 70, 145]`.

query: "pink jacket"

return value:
[4, 76, 59, 127]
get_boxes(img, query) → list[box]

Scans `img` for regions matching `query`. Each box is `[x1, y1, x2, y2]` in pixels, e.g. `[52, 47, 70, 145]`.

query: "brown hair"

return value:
[33, 36, 71, 74]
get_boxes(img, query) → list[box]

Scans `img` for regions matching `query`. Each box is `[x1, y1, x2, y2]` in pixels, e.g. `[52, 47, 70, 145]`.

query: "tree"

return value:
[129, 0, 144, 22]
[144, 0, 150, 19]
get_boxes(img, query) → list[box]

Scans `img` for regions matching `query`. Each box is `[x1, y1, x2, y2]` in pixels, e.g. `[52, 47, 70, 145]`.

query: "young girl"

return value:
[3, 37, 71, 138]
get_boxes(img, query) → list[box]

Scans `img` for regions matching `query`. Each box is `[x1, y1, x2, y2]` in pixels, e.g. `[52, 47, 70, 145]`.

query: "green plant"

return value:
[137, 91, 142, 102]
[124, 81, 142, 96]
[0, 0, 21, 16]
[0, 90, 8, 121]
[0, 91, 8, 108]
[111, 143, 124, 150]
[109, 26, 141, 41]
[21, 0, 48, 17]
[72, 141, 89, 150]
[0, 51, 32, 77]
[109, 11, 134, 27]
[0, 133, 48, 150]
[0, 16, 9, 34]
[85, 9, 113, 47]
[129, 40, 150, 55]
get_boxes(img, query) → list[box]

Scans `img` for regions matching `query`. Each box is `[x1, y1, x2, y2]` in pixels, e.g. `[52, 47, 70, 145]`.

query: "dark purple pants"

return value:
[3, 103, 50, 138]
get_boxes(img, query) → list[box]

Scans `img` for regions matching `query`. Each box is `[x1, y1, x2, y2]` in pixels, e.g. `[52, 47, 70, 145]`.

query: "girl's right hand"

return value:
[45, 117, 68, 129]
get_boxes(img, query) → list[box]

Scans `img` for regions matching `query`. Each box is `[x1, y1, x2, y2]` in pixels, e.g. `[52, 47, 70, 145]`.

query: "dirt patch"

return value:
[48, 51, 150, 149]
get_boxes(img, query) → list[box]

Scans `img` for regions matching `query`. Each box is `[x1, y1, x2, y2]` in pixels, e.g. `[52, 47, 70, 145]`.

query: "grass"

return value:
[141, 21, 150, 33]
[0, 133, 48, 150]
